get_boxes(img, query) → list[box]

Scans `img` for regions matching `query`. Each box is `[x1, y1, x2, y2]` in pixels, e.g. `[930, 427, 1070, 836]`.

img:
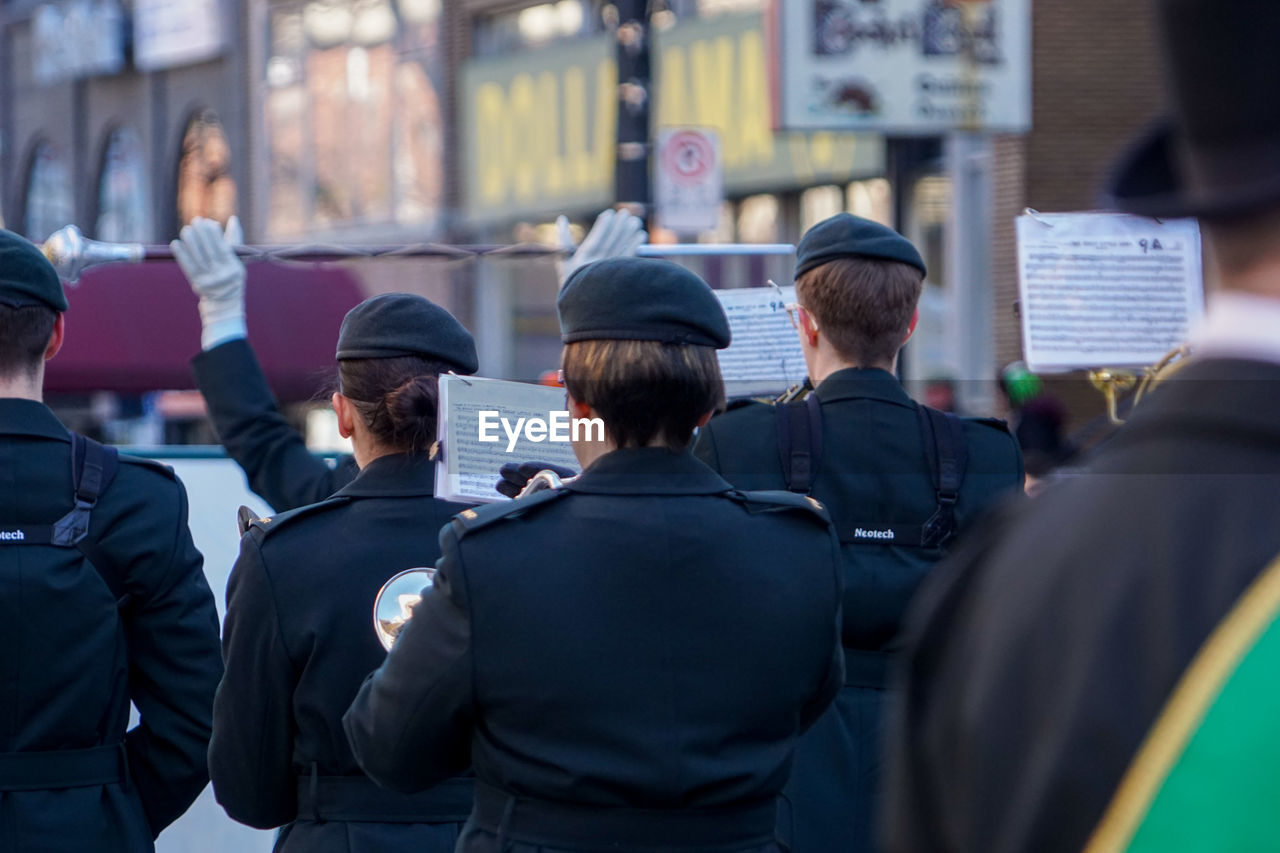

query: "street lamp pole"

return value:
[614, 0, 651, 214]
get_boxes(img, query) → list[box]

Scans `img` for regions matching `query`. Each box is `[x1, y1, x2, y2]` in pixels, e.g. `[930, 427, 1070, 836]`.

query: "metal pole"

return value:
[614, 0, 651, 214]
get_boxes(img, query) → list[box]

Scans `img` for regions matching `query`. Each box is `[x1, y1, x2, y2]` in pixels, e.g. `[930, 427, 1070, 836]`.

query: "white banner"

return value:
[133, 0, 227, 72]
[774, 0, 1031, 133]
[1016, 212, 1204, 373]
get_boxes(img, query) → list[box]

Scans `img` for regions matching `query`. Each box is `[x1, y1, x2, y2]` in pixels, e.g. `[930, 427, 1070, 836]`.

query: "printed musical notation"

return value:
[716, 286, 807, 398]
[1016, 213, 1204, 372]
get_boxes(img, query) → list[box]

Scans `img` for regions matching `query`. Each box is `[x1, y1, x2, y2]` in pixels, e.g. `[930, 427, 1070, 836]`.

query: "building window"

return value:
[24, 141, 75, 243]
[177, 110, 237, 227]
[265, 0, 445, 238]
[473, 1, 602, 58]
[97, 127, 154, 242]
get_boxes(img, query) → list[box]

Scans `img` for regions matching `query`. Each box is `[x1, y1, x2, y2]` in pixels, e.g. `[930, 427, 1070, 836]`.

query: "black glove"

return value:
[495, 461, 579, 499]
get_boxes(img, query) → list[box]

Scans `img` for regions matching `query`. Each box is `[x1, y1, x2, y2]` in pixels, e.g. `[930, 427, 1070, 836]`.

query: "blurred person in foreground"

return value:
[178, 210, 644, 512]
[882, 2, 1280, 851]
[208, 293, 480, 852]
[0, 230, 222, 851]
[344, 258, 844, 853]
[691, 215, 1024, 852]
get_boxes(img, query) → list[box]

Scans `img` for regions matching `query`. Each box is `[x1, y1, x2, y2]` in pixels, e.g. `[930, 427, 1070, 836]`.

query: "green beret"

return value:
[0, 229, 68, 311]
[794, 213, 927, 279]
[558, 258, 731, 349]
[335, 293, 478, 373]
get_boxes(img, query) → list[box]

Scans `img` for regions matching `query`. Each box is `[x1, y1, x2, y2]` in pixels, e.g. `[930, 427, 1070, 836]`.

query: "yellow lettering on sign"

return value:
[657, 45, 688, 128]
[810, 132, 836, 170]
[691, 36, 735, 165]
[736, 29, 775, 166]
[537, 71, 564, 195]
[508, 73, 538, 203]
[564, 65, 589, 192]
[593, 58, 617, 193]
[475, 82, 508, 205]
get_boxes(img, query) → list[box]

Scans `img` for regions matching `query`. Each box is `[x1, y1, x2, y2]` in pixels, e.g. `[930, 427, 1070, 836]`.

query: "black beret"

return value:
[335, 292, 478, 373]
[0, 228, 68, 311]
[558, 258, 731, 349]
[794, 213, 927, 279]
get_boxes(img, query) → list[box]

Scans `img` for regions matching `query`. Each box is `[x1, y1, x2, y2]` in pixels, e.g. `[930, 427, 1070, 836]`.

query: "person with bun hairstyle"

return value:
[208, 293, 479, 853]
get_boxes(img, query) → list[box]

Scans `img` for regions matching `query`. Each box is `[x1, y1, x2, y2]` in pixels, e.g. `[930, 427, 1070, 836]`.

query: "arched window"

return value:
[24, 141, 75, 243]
[177, 109, 237, 226]
[97, 127, 154, 242]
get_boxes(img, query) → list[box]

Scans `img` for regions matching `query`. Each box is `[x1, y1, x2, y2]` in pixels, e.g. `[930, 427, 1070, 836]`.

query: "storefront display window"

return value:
[177, 110, 237, 227]
[24, 141, 74, 243]
[473, 1, 600, 58]
[97, 127, 153, 242]
[266, 0, 445, 238]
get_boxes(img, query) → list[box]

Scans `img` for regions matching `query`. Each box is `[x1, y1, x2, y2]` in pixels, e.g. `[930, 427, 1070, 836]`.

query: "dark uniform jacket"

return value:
[192, 338, 358, 511]
[209, 453, 475, 853]
[881, 358, 1280, 853]
[0, 398, 223, 852]
[344, 448, 845, 853]
[693, 368, 1023, 852]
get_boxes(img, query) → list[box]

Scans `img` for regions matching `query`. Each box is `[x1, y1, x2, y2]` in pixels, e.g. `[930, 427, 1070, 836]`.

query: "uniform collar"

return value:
[567, 447, 734, 496]
[813, 367, 914, 407]
[332, 452, 439, 498]
[0, 398, 70, 441]
[1119, 356, 1280, 445]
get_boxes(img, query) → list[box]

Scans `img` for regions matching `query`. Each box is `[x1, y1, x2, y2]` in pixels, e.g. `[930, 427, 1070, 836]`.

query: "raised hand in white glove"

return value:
[556, 208, 648, 287]
[172, 216, 247, 351]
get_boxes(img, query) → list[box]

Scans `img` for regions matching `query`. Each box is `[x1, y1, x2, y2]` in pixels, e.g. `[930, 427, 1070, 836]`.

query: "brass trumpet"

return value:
[515, 468, 578, 498]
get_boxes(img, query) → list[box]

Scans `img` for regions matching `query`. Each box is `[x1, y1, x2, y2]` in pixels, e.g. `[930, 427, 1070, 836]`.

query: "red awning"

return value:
[45, 262, 368, 401]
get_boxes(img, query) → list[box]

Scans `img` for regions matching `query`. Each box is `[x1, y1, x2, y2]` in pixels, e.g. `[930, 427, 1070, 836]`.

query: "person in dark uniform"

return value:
[0, 230, 223, 852]
[880, 3, 1280, 851]
[175, 210, 646, 512]
[343, 258, 845, 853]
[174, 217, 359, 510]
[208, 293, 480, 852]
[692, 215, 1024, 853]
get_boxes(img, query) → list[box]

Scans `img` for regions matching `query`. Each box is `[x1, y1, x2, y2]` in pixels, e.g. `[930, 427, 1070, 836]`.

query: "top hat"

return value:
[1108, 0, 1280, 220]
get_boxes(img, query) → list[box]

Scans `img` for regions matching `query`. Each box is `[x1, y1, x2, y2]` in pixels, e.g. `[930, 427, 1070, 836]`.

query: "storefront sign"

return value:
[133, 0, 227, 72]
[774, 0, 1031, 133]
[32, 0, 125, 85]
[460, 11, 884, 225]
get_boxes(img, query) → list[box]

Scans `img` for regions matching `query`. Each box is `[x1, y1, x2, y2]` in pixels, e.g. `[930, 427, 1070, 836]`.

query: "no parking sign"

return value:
[655, 128, 723, 235]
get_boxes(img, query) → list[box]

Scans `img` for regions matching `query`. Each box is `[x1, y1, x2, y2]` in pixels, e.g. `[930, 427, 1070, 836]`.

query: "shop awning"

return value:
[45, 262, 367, 401]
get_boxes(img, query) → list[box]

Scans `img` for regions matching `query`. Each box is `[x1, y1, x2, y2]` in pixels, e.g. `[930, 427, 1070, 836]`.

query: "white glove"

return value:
[172, 216, 247, 351]
[556, 208, 648, 287]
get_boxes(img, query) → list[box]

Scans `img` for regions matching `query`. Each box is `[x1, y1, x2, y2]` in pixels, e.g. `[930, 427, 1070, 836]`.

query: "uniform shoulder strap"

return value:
[775, 393, 824, 494]
[916, 405, 970, 548]
[52, 433, 120, 548]
[451, 488, 570, 538]
[244, 496, 351, 541]
[727, 488, 831, 524]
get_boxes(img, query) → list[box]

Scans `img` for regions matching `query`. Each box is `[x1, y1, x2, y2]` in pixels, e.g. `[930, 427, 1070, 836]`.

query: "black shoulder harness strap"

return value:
[1, 432, 119, 549]
[775, 393, 824, 495]
[774, 396, 969, 548]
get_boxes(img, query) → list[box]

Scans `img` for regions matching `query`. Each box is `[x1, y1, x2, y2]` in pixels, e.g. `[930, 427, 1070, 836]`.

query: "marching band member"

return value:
[209, 294, 479, 852]
[344, 258, 844, 853]
[693, 215, 1024, 852]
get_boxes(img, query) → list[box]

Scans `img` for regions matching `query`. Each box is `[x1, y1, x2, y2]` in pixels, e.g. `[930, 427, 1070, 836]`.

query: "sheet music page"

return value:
[435, 375, 582, 503]
[1016, 213, 1203, 372]
[715, 286, 807, 398]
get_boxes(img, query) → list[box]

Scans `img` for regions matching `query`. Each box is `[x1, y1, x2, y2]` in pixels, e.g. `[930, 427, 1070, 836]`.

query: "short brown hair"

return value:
[795, 257, 924, 367]
[338, 355, 449, 454]
[562, 339, 725, 451]
[0, 304, 58, 380]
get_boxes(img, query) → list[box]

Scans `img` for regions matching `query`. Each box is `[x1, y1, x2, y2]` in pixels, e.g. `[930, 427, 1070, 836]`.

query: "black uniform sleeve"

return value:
[207, 533, 300, 829]
[119, 482, 224, 838]
[192, 338, 358, 511]
[343, 524, 474, 793]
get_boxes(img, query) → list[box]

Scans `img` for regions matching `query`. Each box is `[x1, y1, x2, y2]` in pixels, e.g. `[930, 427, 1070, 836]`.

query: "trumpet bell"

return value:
[42, 225, 145, 283]
[373, 567, 436, 651]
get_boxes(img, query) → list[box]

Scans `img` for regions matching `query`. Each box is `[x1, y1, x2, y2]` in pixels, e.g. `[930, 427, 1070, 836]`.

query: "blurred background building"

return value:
[0, 0, 1164, 443]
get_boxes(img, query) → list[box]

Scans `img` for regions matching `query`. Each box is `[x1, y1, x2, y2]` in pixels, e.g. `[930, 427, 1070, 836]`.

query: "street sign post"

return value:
[655, 127, 724, 235]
